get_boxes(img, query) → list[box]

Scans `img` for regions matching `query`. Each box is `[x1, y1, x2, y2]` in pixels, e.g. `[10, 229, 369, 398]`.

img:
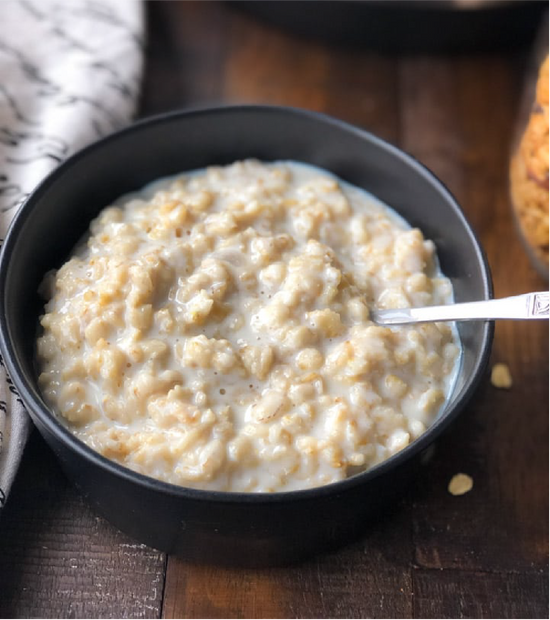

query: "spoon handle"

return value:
[371, 292, 549, 326]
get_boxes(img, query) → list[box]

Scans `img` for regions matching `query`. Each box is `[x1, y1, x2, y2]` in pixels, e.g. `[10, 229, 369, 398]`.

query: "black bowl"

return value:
[234, 0, 546, 53]
[0, 106, 493, 566]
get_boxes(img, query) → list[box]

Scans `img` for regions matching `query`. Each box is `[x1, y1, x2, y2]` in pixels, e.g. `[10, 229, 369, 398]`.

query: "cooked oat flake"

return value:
[491, 363, 513, 389]
[448, 473, 474, 496]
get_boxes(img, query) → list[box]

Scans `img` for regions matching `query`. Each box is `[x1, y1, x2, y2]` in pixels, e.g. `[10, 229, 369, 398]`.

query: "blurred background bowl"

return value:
[233, 0, 547, 53]
[0, 105, 493, 566]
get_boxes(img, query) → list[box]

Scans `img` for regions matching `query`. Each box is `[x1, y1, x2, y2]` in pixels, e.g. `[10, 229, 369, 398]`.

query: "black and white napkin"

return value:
[0, 0, 144, 509]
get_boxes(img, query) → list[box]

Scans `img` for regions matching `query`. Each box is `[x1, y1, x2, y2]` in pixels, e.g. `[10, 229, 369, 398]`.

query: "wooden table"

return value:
[0, 2, 548, 618]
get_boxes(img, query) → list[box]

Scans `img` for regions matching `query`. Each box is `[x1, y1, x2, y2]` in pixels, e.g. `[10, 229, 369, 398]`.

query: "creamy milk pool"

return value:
[37, 160, 461, 492]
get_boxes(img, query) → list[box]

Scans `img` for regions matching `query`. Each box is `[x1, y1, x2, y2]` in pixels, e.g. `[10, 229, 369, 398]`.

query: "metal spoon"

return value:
[370, 291, 549, 326]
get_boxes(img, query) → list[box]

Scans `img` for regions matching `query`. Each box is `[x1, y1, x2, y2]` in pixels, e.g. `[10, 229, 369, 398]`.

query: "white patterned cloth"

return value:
[0, 0, 144, 509]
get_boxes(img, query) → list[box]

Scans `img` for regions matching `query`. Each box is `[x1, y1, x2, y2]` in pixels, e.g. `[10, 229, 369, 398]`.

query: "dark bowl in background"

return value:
[0, 106, 493, 566]
[234, 0, 546, 53]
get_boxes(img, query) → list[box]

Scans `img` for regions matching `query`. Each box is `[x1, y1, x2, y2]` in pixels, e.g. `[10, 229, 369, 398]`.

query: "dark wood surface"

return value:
[0, 2, 548, 618]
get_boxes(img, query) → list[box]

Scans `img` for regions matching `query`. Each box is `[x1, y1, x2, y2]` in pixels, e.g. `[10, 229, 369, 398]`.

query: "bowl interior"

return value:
[0, 106, 492, 484]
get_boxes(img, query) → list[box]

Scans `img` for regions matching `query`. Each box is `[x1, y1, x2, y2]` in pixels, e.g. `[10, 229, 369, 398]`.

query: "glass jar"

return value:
[509, 21, 549, 279]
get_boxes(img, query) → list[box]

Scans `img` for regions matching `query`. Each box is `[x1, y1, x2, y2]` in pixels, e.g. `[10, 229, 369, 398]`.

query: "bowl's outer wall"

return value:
[0, 107, 492, 564]
[33, 408, 424, 565]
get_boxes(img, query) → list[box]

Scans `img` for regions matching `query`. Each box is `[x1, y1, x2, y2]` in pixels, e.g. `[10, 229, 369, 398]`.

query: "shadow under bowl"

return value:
[0, 105, 493, 566]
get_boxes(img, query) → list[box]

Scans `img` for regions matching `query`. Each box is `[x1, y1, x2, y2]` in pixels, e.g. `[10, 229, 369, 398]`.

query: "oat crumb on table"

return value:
[491, 363, 513, 389]
[448, 473, 474, 496]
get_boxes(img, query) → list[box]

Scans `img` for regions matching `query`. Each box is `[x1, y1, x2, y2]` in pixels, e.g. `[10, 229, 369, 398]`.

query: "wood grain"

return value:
[413, 569, 549, 619]
[163, 504, 415, 619]
[400, 53, 549, 578]
[140, 1, 228, 115]
[223, 7, 329, 111]
[1, 2, 547, 618]
[0, 433, 166, 619]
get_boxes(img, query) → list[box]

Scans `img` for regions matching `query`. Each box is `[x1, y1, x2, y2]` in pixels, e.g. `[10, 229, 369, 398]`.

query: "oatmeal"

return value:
[37, 160, 461, 492]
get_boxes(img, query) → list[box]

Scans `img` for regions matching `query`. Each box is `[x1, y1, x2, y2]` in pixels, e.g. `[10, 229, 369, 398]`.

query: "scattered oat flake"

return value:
[491, 363, 513, 389]
[448, 473, 473, 496]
